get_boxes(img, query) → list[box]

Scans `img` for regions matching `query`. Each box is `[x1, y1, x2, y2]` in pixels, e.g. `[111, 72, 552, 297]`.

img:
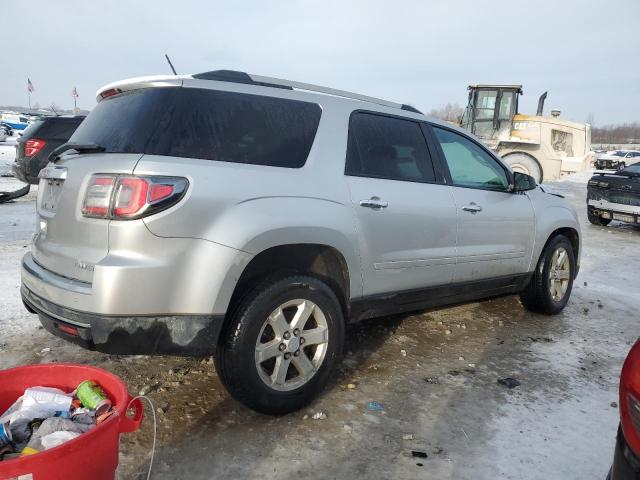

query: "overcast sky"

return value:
[3, 0, 639, 125]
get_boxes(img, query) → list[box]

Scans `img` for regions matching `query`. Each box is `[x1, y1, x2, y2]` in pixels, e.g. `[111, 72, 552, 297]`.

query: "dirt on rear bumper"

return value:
[21, 285, 224, 356]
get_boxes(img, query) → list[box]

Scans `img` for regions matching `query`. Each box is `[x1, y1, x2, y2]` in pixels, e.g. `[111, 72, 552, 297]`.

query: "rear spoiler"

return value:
[48, 142, 105, 163]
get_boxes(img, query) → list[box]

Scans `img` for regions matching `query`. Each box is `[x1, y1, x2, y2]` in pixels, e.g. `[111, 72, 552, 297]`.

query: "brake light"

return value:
[113, 177, 149, 217]
[620, 340, 640, 456]
[82, 176, 115, 217]
[149, 184, 174, 202]
[24, 139, 46, 157]
[100, 88, 121, 100]
[82, 174, 187, 220]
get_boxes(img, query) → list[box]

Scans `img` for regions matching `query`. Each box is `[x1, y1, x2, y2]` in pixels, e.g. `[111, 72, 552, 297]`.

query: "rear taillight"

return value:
[620, 340, 640, 456]
[82, 174, 188, 220]
[113, 177, 149, 217]
[82, 176, 115, 217]
[99, 88, 121, 100]
[24, 139, 46, 157]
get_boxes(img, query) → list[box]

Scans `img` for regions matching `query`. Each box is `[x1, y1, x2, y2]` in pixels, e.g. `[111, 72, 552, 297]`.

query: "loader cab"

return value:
[460, 84, 522, 140]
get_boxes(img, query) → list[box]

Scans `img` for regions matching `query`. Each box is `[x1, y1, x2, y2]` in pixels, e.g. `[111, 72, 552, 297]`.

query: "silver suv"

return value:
[21, 70, 581, 414]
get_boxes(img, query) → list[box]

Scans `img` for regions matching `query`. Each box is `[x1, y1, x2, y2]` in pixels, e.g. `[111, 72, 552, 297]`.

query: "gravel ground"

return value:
[0, 160, 638, 479]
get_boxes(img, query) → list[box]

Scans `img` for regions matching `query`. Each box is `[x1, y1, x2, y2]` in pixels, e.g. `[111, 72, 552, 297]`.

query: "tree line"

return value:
[591, 123, 640, 144]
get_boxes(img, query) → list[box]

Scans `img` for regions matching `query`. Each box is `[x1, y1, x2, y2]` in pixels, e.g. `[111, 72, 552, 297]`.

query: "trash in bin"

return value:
[22, 417, 93, 455]
[76, 381, 112, 417]
[0, 379, 115, 461]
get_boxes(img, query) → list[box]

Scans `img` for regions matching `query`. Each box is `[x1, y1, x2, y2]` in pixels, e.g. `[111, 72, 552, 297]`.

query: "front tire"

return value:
[215, 274, 344, 414]
[520, 235, 575, 315]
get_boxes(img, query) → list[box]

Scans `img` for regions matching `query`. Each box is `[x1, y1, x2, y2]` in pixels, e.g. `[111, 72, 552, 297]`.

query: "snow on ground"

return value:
[0, 135, 18, 177]
[0, 170, 638, 479]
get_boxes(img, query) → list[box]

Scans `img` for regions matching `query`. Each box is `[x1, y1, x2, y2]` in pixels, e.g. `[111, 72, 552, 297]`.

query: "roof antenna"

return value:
[164, 54, 177, 75]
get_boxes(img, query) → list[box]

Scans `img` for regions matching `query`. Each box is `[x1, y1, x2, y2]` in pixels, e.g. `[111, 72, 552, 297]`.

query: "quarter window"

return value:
[432, 126, 509, 190]
[346, 113, 435, 182]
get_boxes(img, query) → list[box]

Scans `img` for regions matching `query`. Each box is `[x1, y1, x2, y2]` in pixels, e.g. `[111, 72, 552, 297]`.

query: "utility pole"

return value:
[72, 87, 79, 115]
[27, 78, 34, 112]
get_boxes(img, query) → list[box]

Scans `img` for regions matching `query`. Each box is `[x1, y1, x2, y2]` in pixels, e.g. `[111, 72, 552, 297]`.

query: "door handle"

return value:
[462, 202, 482, 213]
[359, 197, 388, 209]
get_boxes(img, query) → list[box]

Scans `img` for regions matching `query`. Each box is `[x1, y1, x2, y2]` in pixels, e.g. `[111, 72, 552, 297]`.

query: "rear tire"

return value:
[215, 274, 344, 415]
[503, 152, 543, 183]
[588, 206, 611, 226]
[520, 235, 575, 315]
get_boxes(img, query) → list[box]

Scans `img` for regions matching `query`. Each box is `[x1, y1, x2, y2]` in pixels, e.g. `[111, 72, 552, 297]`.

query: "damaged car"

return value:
[588, 163, 640, 226]
[594, 150, 640, 171]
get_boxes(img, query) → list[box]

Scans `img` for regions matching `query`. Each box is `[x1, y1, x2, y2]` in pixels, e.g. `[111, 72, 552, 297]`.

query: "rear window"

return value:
[20, 120, 44, 138]
[38, 118, 84, 140]
[70, 87, 322, 168]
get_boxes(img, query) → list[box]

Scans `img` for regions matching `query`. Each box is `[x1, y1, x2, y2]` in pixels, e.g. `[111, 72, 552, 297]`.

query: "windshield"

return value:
[613, 151, 627, 157]
[71, 87, 322, 168]
[475, 90, 497, 120]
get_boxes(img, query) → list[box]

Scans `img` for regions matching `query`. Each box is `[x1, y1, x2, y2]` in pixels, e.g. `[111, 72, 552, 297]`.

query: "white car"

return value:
[594, 150, 640, 170]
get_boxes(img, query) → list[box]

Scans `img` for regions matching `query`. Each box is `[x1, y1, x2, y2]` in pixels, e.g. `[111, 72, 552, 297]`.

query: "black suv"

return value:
[13, 116, 85, 184]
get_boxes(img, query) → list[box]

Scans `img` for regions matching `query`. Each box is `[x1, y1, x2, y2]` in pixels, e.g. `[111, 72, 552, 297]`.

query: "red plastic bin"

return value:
[0, 363, 143, 480]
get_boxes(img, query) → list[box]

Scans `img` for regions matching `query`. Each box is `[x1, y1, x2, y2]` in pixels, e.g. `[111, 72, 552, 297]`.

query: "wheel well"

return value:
[503, 151, 544, 180]
[231, 244, 350, 316]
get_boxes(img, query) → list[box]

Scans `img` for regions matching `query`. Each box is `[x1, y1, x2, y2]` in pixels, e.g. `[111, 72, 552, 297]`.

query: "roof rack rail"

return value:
[192, 70, 422, 114]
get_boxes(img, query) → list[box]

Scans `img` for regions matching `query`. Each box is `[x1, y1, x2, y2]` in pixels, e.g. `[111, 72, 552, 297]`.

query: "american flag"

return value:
[27, 78, 34, 93]
[72, 87, 79, 98]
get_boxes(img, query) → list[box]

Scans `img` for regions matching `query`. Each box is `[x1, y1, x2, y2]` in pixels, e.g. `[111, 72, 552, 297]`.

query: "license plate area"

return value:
[40, 179, 65, 211]
[38, 165, 67, 212]
[613, 213, 636, 223]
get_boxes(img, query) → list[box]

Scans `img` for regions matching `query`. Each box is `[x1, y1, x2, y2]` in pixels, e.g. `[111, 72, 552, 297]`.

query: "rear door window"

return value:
[70, 88, 321, 168]
[345, 112, 435, 182]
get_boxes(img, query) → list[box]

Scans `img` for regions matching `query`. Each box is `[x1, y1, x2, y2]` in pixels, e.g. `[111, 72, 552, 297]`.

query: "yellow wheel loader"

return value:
[460, 85, 593, 182]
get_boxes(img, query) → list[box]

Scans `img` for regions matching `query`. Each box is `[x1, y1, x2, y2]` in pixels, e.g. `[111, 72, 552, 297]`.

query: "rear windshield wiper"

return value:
[49, 142, 105, 162]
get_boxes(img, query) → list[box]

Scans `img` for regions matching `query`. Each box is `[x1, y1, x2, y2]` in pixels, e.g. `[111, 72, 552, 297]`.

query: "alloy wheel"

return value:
[548, 247, 571, 301]
[255, 299, 329, 391]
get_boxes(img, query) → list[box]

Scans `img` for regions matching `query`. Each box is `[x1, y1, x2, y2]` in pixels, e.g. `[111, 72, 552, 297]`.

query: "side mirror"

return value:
[513, 171, 537, 192]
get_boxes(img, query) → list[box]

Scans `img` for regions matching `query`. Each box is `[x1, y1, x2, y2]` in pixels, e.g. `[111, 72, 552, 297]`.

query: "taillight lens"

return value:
[82, 176, 115, 218]
[113, 177, 149, 218]
[24, 139, 46, 157]
[620, 339, 640, 456]
[100, 88, 121, 100]
[82, 174, 187, 220]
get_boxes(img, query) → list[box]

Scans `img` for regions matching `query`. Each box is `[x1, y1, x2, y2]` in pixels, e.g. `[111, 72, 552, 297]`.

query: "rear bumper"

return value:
[22, 284, 224, 356]
[609, 426, 640, 480]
